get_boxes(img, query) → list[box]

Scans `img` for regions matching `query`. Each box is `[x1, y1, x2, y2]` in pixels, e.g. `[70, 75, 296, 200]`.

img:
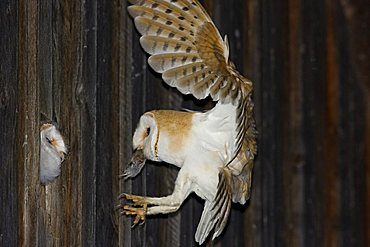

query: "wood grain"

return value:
[0, 0, 18, 246]
[0, 0, 368, 246]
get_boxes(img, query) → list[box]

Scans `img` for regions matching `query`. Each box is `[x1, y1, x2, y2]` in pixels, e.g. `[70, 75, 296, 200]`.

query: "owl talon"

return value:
[117, 193, 148, 226]
[123, 193, 147, 205]
[122, 205, 147, 226]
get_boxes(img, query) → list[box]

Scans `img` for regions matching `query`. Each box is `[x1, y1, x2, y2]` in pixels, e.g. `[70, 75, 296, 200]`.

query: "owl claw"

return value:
[123, 193, 147, 204]
[117, 193, 148, 226]
[123, 205, 147, 226]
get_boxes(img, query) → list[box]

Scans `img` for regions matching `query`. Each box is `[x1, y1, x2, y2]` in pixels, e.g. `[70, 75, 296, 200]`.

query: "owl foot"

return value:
[117, 193, 148, 226]
[122, 205, 147, 226]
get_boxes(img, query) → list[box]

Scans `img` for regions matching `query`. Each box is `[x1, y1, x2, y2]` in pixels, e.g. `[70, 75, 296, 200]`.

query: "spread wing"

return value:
[129, 0, 257, 206]
[128, 0, 253, 158]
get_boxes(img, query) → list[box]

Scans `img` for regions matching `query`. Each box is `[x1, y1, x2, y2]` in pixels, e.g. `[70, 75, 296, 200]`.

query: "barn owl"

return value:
[40, 123, 67, 184]
[118, 0, 257, 244]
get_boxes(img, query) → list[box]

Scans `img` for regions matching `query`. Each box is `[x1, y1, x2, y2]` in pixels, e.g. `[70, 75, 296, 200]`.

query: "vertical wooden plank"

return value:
[0, 0, 18, 245]
[322, 0, 340, 246]
[300, 0, 327, 246]
[335, 1, 368, 246]
[95, 0, 118, 245]
[281, 0, 305, 246]
[257, 0, 276, 245]
[39, 0, 53, 119]
[111, 0, 136, 245]
[79, 0, 97, 245]
[243, 0, 263, 246]
[52, 0, 84, 245]
[17, 0, 41, 246]
[336, 1, 370, 246]
[252, 0, 290, 246]
[38, 0, 57, 246]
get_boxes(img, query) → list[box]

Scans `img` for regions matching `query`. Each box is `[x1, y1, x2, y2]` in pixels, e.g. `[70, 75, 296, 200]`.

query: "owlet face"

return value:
[41, 124, 67, 159]
[40, 123, 67, 184]
[132, 113, 159, 161]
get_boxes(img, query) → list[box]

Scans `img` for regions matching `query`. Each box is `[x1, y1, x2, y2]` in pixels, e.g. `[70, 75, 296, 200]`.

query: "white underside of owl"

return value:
[156, 102, 237, 200]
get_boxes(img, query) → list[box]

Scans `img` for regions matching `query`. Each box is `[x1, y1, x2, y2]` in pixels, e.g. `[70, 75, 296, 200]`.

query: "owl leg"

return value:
[118, 169, 192, 224]
[146, 205, 180, 215]
[144, 176, 192, 209]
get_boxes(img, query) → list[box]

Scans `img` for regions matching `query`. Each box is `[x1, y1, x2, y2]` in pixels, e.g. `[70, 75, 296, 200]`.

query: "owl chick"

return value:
[118, 0, 257, 244]
[40, 123, 67, 184]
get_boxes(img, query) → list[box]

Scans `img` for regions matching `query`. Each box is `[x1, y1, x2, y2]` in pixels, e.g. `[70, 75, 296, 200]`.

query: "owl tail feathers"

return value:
[195, 169, 232, 244]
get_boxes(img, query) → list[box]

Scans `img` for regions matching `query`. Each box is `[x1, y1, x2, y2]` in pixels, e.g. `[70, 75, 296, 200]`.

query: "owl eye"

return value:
[46, 137, 53, 144]
[146, 127, 151, 136]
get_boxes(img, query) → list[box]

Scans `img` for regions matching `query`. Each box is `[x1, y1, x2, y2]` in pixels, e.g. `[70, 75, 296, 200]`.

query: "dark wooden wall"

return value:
[0, 0, 369, 246]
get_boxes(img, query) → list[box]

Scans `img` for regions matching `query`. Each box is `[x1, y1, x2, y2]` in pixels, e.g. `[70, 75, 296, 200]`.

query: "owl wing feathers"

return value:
[129, 0, 256, 212]
[128, 0, 253, 158]
[195, 168, 232, 244]
[227, 94, 257, 203]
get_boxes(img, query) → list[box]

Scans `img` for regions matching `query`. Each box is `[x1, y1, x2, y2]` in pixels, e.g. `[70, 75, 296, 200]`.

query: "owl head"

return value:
[40, 124, 67, 159]
[132, 112, 159, 161]
[40, 123, 67, 184]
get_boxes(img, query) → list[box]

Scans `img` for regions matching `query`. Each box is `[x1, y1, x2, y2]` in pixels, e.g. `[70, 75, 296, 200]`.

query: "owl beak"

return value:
[59, 151, 67, 161]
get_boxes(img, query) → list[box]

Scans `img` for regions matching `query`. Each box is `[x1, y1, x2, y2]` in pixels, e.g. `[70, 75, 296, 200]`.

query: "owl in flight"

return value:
[118, 0, 257, 244]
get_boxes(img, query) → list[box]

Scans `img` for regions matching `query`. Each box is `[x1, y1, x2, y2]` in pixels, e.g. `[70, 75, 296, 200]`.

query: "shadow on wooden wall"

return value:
[0, 0, 369, 246]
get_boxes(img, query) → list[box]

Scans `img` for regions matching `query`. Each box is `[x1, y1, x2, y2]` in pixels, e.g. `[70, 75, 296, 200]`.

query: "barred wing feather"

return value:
[128, 0, 253, 161]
